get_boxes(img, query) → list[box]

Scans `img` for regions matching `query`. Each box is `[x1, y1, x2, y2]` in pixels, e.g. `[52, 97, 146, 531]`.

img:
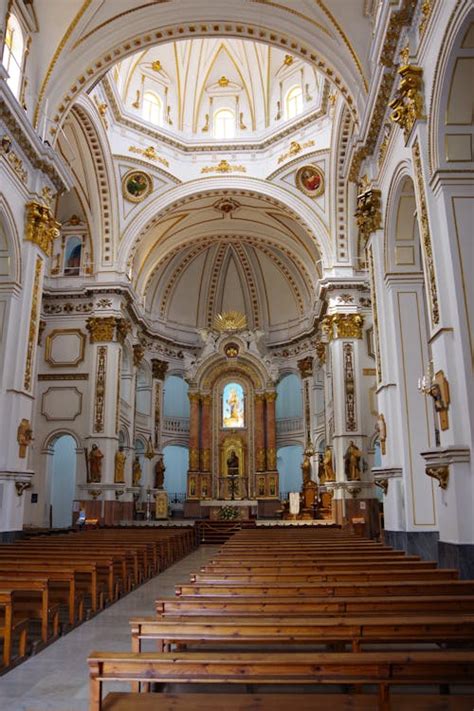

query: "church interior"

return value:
[0, 0, 473, 708]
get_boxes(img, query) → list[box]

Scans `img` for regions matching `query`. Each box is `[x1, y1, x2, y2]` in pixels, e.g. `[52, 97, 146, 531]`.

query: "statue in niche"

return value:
[132, 455, 142, 487]
[322, 446, 335, 482]
[223, 383, 244, 428]
[344, 441, 362, 481]
[227, 450, 239, 478]
[154, 458, 165, 489]
[114, 447, 126, 483]
[88, 444, 104, 483]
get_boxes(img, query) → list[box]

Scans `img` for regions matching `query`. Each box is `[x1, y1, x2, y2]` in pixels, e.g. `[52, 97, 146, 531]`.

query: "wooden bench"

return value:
[0, 591, 28, 667]
[129, 613, 474, 653]
[88, 649, 474, 711]
[191, 569, 459, 583]
[157, 593, 474, 617]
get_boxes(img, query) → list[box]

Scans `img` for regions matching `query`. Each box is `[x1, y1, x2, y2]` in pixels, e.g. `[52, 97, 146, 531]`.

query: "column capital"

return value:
[116, 318, 132, 344]
[188, 392, 200, 403]
[201, 394, 212, 406]
[24, 201, 60, 256]
[322, 313, 364, 340]
[315, 341, 326, 365]
[151, 358, 168, 380]
[132, 343, 145, 367]
[265, 391, 277, 402]
[86, 316, 117, 343]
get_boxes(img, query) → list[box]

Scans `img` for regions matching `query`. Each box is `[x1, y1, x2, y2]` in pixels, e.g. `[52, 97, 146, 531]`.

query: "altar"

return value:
[200, 499, 258, 521]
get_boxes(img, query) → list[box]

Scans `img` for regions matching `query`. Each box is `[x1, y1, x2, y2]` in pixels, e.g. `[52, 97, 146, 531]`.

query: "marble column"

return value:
[188, 393, 200, 472]
[200, 395, 212, 472]
[265, 391, 277, 471]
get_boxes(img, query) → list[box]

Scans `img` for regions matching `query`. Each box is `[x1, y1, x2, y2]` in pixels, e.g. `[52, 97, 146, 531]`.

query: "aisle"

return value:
[0, 545, 219, 711]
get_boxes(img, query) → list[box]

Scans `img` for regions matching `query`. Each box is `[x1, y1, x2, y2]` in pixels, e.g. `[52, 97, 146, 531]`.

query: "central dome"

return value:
[110, 38, 324, 142]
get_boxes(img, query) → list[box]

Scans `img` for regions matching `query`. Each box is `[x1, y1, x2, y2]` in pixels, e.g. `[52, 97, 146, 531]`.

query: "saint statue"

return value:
[322, 446, 335, 482]
[114, 447, 126, 483]
[132, 455, 142, 487]
[88, 444, 104, 483]
[154, 457, 165, 489]
[227, 450, 239, 478]
[344, 441, 362, 481]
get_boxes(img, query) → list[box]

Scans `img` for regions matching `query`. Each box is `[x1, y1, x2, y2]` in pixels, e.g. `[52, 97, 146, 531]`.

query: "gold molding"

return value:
[86, 317, 116, 343]
[23, 257, 43, 391]
[94, 346, 107, 433]
[38, 373, 89, 381]
[389, 64, 425, 142]
[44, 329, 86, 367]
[201, 160, 247, 175]
[355, 188, 382, 247]
[322, 313, 364, 340]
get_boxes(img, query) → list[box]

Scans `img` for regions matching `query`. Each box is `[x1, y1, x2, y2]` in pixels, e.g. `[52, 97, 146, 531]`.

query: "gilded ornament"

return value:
[419, 0, 432, 36]
[277, 139, 315, 164]
[93, 347, 107, 432]
[426, 465, 449, 490]
[86, 317, 116, 343]
[23, 257, 43, 391]
[367, 246, 383, 384]
[24, 202, 60, 256]
[201, 448, 211, 472]
[115, 318, 131, 344]
[213, 311, 247, 332]
[295, 165, 325, 197]
[151, 358, 168, 380]
[412, 140, 440, 326]
[122, 170, 153, 203]
[389, 64, 425, 141]
[266, 448, 277, 470]
[128, 145, 169, 168]
[256, 448, 266, 471]
[201, 160, 246, 175]
[355, 188, 382, 247]
[17, 419, 33, 459]
[15, 481, 31, 496]
[315, 341, 326, 365]
[343, 344, 357, 433]
[217, 75, 230, 87]
[322, 313, 364, 341]
[132, 343, 145, 368]
[375, 478, 389, 495]
[297, 356, 314, 378]
[189, 447, 200, 471]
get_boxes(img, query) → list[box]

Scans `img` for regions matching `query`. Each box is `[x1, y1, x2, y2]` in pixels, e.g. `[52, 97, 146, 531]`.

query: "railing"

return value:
[163, 416, 190, 433]
[276, 416, 304, 435]
[168, 492, 187, 504]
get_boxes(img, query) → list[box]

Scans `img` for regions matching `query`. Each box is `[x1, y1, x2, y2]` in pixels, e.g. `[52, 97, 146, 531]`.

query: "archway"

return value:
[163, 445, 189, 501]
[277, 444, 304, 498]
[50, 434, 77, 528]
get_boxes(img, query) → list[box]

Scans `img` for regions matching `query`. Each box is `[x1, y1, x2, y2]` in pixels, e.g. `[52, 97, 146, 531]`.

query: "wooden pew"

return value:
[88, 649, 474, 711]
[156, 593, 474, 617]
[0, 591, 28, 667]
[190, 569, 459, 583]
[129, 613, 474, 653]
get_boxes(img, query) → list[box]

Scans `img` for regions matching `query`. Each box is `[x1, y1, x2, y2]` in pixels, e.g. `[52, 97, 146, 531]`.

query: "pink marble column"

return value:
[200, 395, 212, 471]
[188, 392, 200, 471]
[255, 394, 266, 471]
[265, 391, 277, 470]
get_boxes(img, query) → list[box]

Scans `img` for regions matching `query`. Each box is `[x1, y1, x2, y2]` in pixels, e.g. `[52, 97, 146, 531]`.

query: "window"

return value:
[2, 14, 24, 98]
[286, 85, 303, 119]
[214, 109, 235, 139]
[63, 236, 82, 276]
[142, 91, 162, 125]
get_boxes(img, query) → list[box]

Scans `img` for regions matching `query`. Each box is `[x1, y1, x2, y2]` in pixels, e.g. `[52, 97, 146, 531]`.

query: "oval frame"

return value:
[295, 164, 325, 198]
[122, 170, 153, 203]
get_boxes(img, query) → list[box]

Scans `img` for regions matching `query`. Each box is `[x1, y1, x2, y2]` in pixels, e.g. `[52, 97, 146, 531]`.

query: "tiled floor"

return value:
[0, 545, 219, 711]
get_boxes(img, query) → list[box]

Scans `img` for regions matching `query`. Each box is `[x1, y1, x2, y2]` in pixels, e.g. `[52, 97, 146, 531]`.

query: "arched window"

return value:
[214, 108, 235, 139]
[142, 91, 162, 125]
[2, 14, 24, 98]
[286, 85, 303, 119]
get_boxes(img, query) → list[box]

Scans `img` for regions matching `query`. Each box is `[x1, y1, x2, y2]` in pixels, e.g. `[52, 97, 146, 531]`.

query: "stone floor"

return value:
[0, 545, 219, 711]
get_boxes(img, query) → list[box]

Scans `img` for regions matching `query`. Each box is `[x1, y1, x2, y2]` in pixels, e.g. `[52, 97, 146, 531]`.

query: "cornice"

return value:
[0, 73, 72, 193]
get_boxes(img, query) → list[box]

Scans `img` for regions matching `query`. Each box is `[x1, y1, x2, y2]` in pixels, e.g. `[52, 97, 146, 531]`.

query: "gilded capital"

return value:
[188, 392, 201, 404]
[322, 313, 364, 340]
[86, 317, 116, 343]
[151, 358, 168, 380]
[201, 394, 212, 406]
[315, 341, 326, 365]
[24, 201, 61, 256]
[354, 188, 382, 247]
[389, 64, 425, 141]
[132, 343, 145, 368]
[265, 391, 277, 402]
[115, 318, 131, 344]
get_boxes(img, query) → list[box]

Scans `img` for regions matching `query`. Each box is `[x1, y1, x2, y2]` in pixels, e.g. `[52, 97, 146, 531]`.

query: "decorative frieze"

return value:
[297, 356, 314, 378]
[94, 346, 107, 433]
[322, 313, 364, 341]
[343, 343, 357, 432]
[86, 317, 116, 343]
[24, 257, 43, 391]
[24, 202, 60, 256]
[412, 140, 440, 326]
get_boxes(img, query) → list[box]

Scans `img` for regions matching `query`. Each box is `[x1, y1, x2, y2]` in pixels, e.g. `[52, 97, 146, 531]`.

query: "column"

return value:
[255, 394, 266, 473]
[200, 394, 212, 498]
[265, 391, 278, 498]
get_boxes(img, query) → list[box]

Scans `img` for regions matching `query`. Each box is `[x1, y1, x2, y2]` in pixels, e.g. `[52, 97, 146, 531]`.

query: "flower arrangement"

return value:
[219, 505, 239, 521]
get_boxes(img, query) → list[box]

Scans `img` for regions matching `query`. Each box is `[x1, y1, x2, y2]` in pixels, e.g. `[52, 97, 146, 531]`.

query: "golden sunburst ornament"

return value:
[213, 311, 247, 332]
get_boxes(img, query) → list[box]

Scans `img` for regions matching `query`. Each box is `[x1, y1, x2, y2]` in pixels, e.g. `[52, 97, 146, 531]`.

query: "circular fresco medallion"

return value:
[295, 164, 325, 198]
[122, 170, 153, 203]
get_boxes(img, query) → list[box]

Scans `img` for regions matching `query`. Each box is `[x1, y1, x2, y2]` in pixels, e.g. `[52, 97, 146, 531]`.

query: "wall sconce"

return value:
[417, 361, 450, 430]
[88, 489, 101, 500]
[426, 465, 449, 490]
[115, 489, 125, 500]
[15, 481, 31, 496]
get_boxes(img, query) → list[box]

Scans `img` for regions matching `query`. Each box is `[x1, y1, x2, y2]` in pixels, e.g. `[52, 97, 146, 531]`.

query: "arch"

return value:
[429, 5, 474, 173]
[0, 197, 21, 285]
[49, 433, 78, 529]
[43, 428, 81, 452]
[36, 4, 365, 140]
[285, 85, 303, 119]
[119, 179, 332, 271]
[163, 374, 190, 418]
[3, 13, 24, 98]
[277, 443, 304, 495]
[276, 373, 303, 419]
[384, 167, 422, 276]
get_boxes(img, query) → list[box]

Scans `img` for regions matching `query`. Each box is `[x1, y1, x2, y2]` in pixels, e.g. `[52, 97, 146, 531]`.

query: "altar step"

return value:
[196, 520, 257, 544]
